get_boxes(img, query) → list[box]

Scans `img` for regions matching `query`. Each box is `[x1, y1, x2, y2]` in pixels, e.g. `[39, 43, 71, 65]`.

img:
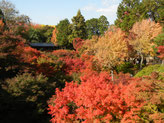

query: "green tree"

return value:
[26, 25, 54, 43]
[98, 15, 109, 36]
[154, 27, 164, 47]
[1, 73, 56, 122]
[142, 0, 164, 24]
[5, 73, 52, 113]
[40, 25, 54, 43]
[56, 19, 72, 48]
[27, 28, 43, 43]
[115, 0, 143, 32]
[70, 10, 87, 42]
[86, 18, 99, 39]
[115, 0, 164, 32]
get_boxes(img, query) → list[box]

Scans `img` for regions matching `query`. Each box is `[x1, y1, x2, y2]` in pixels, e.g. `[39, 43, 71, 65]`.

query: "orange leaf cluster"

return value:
[157, 46, 164, 60]
[52, 49, 77, 58]
[51, 27, 57, 44]
[0, 19, 4, 32]
[48, 72, 153, 122]
[21, 46, 41, 63]
[73, 38, 84, 51]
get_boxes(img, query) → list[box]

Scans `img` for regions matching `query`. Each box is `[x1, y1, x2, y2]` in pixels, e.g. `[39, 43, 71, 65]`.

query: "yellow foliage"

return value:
[94, 27, 128, 69]
[82, 35, 99, 55]
[49, 25, 56, 28]
[129, 19, 162, 56]
[82, 26, 128, 70]
[30, 23, 55, 29]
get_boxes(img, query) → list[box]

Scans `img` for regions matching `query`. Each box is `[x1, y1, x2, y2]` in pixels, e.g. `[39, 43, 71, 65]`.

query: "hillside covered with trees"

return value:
[0, 0, 164, 123]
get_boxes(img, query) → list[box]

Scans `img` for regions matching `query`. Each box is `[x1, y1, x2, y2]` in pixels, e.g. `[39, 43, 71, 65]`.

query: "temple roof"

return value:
[29, 43, 55, 47]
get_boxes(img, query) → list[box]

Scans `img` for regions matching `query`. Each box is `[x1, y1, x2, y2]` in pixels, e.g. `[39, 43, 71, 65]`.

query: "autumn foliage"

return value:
[73, 38, 84, 51]
[129, 19, 162, 57]
[52, 49, 77, 58]
[157, 46, 164, 60]
[22, 46, 41, 63]
[82, 26, 128, 70]
[48, 71, 164, 123]
[1, 6, 164, 123]
[51, 27, 57, 44]
[0, 19, 4, 32]
[47, 20, 164, 123]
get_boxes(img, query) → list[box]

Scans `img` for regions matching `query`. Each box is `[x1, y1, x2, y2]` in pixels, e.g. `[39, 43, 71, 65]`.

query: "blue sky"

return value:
[9, 0, 122, 25]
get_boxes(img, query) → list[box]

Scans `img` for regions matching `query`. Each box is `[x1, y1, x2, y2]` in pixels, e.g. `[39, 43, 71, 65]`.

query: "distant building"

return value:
[29, 43, 60, 51]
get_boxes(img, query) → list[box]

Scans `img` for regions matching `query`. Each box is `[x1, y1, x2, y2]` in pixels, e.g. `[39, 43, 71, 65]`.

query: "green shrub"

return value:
[116, 62, 135, 74]
[5, 73, 56, 113]
[139, 75, 164, 122]
[71, 72, 81, 83]
[135, 64, 164, 78]
[154, 32, 164, 46]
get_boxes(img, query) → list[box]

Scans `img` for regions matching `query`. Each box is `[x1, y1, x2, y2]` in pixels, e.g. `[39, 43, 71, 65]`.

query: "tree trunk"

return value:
[140, 54, 144, 70]
[162, 59, 164, 66]
[111, 70, 114, 81]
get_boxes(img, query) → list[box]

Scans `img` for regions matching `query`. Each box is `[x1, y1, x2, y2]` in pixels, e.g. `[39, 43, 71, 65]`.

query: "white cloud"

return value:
[32, 15, 65, 25]
[97, 4, 119, 24]
[96, 4, 118, 13]
[81, 0, 121, 24]
[101, 0, 111, 6]
[101, 0, 120, 6]
[82, 4, 96, 11]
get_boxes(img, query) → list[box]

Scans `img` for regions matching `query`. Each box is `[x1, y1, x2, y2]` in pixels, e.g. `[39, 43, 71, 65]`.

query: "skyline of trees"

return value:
[115, 0, 164, 32]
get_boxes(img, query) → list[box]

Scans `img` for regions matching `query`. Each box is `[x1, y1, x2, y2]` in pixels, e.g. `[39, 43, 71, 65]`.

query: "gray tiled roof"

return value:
[30, 43, 55, 47]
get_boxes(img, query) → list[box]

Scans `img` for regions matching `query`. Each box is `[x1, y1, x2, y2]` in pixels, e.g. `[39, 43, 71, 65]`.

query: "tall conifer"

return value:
[70, 10, 87, 42]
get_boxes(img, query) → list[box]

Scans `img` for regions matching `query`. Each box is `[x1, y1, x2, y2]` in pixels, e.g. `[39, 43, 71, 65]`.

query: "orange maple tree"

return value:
[0, 19, 4, 32]
[47, 72, 145, 122]
[129, 19, 162, 68]
[51, 27, 57, 44]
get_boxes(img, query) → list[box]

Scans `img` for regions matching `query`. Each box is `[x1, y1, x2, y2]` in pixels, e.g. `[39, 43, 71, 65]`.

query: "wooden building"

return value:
[29, 43, 60, 51]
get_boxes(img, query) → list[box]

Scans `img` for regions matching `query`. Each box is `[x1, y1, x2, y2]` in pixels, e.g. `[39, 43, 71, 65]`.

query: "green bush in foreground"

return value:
[135, 64, 164, 79]
[5, 73, 56, 113]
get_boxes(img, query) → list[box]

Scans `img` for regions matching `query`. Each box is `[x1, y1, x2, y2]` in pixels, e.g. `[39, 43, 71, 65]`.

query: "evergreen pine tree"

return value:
[115, 0, 164, 32]
[70, 10, 87, 42]
[56, 19, 72, 48]
[115, 0, 143, 32]
[98, 15, 109, 36]
[86, 18, 99, 39]
[142, 0, 164, 24]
